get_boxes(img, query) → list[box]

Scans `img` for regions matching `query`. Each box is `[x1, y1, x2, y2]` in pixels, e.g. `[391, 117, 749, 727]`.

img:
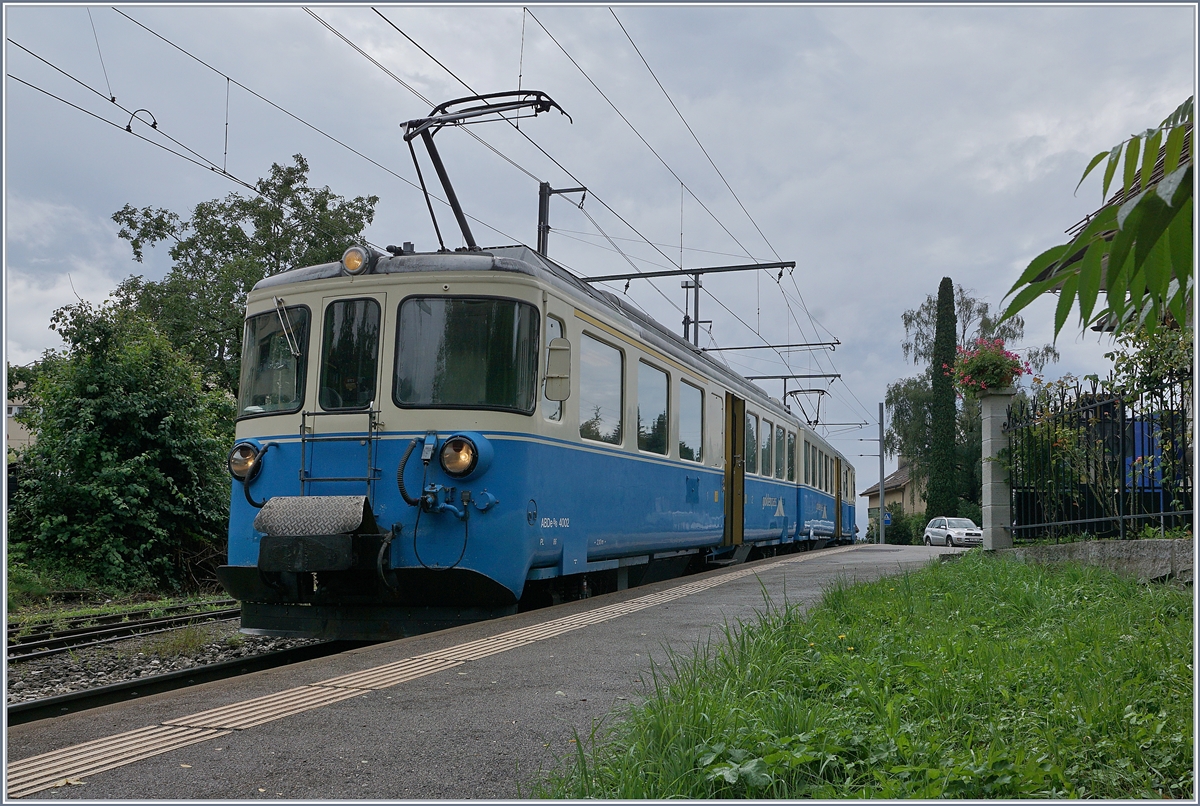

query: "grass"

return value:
[142, 625, 217, 658]
[535, 552, 1193, 799]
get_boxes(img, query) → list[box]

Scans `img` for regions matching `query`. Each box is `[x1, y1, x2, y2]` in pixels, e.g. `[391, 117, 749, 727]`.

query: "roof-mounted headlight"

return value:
[341, 245, 374, 275]
[228, 442, 264, 482]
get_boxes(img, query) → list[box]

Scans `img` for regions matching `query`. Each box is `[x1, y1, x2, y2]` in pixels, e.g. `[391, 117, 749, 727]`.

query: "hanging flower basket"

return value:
[947, 338, 1029, 397]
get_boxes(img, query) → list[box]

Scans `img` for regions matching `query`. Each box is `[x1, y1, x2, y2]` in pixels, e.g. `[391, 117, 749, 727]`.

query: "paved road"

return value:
[8, 543, 963, 800]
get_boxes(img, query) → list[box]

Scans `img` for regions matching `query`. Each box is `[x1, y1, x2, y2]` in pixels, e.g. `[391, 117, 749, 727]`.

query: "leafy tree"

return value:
[887, 285, 1057, 514]
[112, 154, 379, 394]
[925, 278, 959, 518]
[1003, 97, 1193, 337]
[8, 301, 234, 590]
[902, 282, 1058, 372]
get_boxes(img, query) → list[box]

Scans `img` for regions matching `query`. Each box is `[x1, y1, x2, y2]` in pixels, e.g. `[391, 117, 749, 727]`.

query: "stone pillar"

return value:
[980, 387, 1015, 550]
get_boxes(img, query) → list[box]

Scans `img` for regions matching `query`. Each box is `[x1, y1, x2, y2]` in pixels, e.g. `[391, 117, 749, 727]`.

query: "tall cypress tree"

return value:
[926, 277, 958, 517]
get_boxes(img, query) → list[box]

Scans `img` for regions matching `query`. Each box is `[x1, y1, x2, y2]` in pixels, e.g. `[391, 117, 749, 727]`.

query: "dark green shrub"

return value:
[8, 302, 234, 591]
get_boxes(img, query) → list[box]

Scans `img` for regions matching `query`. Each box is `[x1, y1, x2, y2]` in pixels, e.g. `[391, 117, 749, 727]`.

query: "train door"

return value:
[723, 393, 745, 546]
[302, 293, 386, 498]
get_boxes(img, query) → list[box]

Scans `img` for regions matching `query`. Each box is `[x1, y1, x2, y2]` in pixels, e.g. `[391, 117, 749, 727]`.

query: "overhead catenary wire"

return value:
[522, 9, 820, 382]
[86, 8, 115, 101]
[367, 6, 692, 278]
[110, 8, 527, 248]
[350, 7, 687, 317]
[602, 7, 837, 370]
[526, 9, 869, 418]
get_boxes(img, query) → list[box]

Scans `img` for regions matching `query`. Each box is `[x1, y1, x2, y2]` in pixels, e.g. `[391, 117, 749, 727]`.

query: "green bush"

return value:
[8, 302, 233, 591]
[881, 503, 917, 545]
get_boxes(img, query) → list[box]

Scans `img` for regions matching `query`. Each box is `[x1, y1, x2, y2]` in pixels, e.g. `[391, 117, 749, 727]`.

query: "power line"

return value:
[111, 8, 526, 247]
[350, 7, 687, 317]
[526, 8, 763, 267]
[609, 8, 783, 264]
[7, 73, 252, 189]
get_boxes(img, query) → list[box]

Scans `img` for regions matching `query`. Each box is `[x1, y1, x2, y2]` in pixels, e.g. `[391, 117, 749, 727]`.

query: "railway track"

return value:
[7, 603, 242, 661]
[6, 640, 368, 726]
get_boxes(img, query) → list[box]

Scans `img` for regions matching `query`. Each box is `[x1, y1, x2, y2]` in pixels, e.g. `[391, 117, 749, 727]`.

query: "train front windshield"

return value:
[237, 306, 310, 417]
[394, 297, 540, 413]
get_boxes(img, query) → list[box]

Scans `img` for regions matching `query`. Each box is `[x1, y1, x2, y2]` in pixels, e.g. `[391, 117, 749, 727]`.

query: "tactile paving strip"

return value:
[7, 544, 858, 797]
[6, 724, 231, 799]
[163, 684, 367, 730]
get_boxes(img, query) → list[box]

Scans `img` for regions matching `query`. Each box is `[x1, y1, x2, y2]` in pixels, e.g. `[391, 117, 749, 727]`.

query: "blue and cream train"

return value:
[217, 243, 857, 639]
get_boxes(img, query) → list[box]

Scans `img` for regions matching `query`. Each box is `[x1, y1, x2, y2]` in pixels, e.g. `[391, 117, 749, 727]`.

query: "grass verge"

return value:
[535, 552, 1193, 799]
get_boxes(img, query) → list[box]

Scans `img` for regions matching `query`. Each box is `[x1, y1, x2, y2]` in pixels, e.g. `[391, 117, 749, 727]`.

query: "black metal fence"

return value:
[1005, 374, 1193, 542]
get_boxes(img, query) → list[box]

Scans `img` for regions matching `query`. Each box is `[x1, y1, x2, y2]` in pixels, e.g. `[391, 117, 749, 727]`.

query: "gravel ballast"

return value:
[6, 621, 320, 704]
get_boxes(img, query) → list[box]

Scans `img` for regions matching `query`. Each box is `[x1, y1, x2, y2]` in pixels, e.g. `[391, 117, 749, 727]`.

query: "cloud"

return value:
[5, 197, 133, 365]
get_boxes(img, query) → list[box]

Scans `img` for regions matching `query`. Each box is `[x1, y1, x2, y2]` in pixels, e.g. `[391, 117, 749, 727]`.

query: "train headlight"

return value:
[341, 245, 373, 275]
[440, 436, 478, 478]
[228, 442, 263, 482]
[437, 432, 493, 480]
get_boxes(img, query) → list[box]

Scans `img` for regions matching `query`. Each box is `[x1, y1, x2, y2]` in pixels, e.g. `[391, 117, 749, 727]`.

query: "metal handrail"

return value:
[299, 408, 382, 501]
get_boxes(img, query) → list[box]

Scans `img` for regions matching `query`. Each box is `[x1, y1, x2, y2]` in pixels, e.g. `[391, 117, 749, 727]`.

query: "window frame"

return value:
[786, 430, 796, 481]
[745, 412, 759, 475]
[235, 303, 312, 421]
[542, 314, 565, 422]
[678, 379, 705, 463]
[578, 331, 626, 446]
[319, 296, 382, 412]
[392, 293, 541, 416]
[636, 359, 670, 455]
[760, 419, 774, 478]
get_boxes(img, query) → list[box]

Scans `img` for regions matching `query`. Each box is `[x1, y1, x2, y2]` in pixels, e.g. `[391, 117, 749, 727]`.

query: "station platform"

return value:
[7, 544, 962, 800]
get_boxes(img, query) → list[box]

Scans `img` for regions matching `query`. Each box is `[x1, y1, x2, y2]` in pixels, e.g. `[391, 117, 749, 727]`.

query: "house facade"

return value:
[859, 456, 925, 521]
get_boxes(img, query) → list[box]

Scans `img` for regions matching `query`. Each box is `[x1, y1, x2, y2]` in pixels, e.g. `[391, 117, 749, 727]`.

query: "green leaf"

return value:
[1076, 150, 1111, 194]
[1142, 228, 1173, 302]
[1108, 197, 1146, 278]
[1006, 244, 1070, 292]
[1076, 242, 1104, 326]
[1140, 129, 1162, 190]
[1160, 95, 1194, 130]
[1054, 272, 1079, 338]
[1162, 125, 1186, 177]
[1101, 144, 1123, 199]
[1131, 192, 1174, 269]
[1122, 136, 1141, 196]
[1155, 163, 1191, 207]
[1167, 197, 1193, 283]
[1166, 278, 1188, 328]
[1002, 277, 1059, 322]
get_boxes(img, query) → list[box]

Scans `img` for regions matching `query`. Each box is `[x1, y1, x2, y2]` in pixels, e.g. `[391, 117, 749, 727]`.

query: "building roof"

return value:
[859, 462, 912, 498]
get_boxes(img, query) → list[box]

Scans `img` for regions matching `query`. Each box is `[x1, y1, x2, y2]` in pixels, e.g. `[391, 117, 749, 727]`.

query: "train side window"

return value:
[637, 361, 668, 454]
[818, 449, 826, 491]
[785, 430, 795, 481]
[745, 412, 758, 474]
[543, 315, 564, 422]
[761, 420, 774, 477]
[319, 298, 380, 410]
[678, 381, 703, 462]
[803, 439, 811, 485]
[709, 393, 724, 467]
[579, 333, 624, 445]
[775, 425, 786, 478]
[237, 305, 311, 418]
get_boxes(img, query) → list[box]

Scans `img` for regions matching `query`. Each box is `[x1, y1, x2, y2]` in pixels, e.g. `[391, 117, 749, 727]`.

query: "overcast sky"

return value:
[4, 3, 1196, 526]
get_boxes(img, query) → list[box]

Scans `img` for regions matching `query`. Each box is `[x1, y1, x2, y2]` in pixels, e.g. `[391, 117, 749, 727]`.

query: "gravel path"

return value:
[6, 622, 320, 704]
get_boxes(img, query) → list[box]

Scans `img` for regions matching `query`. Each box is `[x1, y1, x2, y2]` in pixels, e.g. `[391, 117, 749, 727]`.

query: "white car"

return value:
[924, 517, 982, 547]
